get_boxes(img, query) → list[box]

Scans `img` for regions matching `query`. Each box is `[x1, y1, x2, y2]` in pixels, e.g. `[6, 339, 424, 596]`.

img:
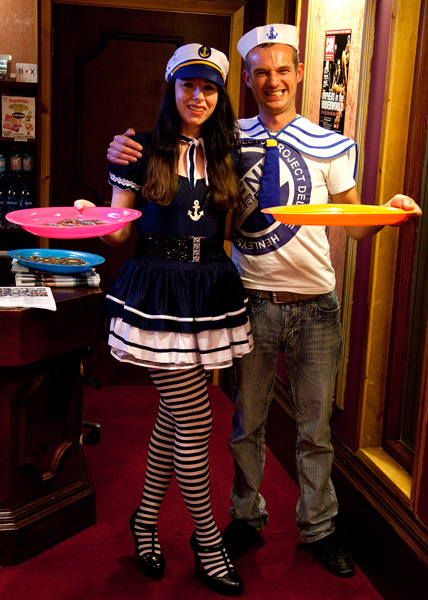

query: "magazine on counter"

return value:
[0, 286, 57, 311]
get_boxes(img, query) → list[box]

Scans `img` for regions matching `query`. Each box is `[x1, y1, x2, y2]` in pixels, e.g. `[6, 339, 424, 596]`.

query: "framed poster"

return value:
[319, 29, 352, 133]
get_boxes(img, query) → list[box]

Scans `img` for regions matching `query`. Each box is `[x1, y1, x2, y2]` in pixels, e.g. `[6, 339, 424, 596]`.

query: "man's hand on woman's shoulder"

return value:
[107, 127, 142, 165]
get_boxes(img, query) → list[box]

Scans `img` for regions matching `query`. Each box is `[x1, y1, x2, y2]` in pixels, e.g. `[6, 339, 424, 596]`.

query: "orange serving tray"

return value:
[261, 204, 415, 226]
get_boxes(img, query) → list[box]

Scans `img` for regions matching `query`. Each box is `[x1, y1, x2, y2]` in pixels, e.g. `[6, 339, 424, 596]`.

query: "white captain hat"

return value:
[165, 43, 229, 87]
[237, 24, 299, 59]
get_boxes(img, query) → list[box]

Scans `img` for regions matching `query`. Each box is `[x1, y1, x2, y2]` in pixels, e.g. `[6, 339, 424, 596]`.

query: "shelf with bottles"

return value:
[0, 81, 39, 243]
[0, 141, 36, 178]
[0, 179, 36, 233]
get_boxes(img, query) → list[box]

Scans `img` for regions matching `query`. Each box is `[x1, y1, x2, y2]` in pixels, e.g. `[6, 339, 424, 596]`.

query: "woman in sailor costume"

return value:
[76, 44, 250, 596]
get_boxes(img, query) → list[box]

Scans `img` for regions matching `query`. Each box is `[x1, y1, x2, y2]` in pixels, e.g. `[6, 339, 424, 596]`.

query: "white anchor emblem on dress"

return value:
[188, 200, 204, 221]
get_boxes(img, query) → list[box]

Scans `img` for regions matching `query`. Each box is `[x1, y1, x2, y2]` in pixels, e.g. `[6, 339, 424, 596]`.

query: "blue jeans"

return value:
[229, 290, 343, 542]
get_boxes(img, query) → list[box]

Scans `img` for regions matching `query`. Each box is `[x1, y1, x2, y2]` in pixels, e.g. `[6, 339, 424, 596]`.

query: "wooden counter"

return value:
[0, 286, 104, 565]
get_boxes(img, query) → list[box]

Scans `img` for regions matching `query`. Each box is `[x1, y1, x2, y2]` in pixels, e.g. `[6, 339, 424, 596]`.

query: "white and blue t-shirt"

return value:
[232, 115, 357, 294]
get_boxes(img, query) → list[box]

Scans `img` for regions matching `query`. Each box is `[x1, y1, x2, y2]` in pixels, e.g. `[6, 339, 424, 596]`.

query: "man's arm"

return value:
[107, 127, 142, 165]
[330, 187, 422, 240]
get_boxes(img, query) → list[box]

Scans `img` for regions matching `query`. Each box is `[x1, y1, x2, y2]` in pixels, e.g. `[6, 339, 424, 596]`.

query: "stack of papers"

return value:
[11, 259, 101, 288]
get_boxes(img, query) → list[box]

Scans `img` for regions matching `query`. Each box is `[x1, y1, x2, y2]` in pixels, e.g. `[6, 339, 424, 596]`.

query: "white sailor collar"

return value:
[237, 115, 357, 166]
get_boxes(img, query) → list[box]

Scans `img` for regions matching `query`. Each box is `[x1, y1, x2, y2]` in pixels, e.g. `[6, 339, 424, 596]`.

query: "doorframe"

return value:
[39, 0, 245, 211]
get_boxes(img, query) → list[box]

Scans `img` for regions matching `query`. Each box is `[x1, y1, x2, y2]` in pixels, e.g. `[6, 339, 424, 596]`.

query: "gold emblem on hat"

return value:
[198, 46, 211, 58]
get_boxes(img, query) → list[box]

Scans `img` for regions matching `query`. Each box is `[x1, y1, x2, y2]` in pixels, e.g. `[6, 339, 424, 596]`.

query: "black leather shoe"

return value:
[222, 519, 262, 560]
[306, 533, 354, 577]
[129, 509, 166, 579]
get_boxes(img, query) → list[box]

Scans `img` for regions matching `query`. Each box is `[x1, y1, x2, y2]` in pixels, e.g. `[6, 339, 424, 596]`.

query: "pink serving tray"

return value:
[6, 206, 142, 239]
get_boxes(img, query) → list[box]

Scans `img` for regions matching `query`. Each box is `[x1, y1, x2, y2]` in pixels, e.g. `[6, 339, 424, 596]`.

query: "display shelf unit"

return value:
[0, 80, 39, 249]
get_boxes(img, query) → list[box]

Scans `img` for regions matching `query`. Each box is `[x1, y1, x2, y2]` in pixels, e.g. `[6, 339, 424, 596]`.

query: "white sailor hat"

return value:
[165, 43, 229, 87]
[237, 24, 299, 59]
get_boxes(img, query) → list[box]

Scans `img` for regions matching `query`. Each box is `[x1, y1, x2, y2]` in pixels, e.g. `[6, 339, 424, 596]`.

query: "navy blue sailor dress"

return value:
[105, 132, 253, 370]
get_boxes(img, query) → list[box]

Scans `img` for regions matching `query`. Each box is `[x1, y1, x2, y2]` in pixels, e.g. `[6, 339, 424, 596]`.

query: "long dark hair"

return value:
[140, 79, 240, 209]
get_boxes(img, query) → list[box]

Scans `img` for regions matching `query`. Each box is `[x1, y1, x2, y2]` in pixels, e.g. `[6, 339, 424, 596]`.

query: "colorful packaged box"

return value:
[1, 95, 36, 139]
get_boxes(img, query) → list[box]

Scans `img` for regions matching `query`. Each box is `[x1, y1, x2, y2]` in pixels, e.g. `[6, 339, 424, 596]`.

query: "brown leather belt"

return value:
[245, 288, 320, 304]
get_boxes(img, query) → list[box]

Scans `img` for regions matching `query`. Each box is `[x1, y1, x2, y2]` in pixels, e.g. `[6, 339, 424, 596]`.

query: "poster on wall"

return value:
[319, 29, 351, 133]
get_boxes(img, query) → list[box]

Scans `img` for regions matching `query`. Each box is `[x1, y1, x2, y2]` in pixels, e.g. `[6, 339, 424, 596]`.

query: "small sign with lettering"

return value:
[16, 63, 38, 83]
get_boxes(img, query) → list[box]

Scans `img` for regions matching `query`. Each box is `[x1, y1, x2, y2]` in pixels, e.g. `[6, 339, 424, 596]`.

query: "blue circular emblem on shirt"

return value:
[233, 142, 312, 255]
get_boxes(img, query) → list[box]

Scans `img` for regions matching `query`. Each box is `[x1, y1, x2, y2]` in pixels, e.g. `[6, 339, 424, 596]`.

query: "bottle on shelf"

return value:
[0, 145, 6, 179]
[8, 144, 22, 178]
[22, 144, 36, 178]
[19, 181, 33, 210]
[6, 181, 19, 228]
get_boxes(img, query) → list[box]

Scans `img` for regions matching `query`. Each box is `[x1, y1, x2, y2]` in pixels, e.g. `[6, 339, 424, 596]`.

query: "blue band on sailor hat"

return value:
[165, 44, 229, 87]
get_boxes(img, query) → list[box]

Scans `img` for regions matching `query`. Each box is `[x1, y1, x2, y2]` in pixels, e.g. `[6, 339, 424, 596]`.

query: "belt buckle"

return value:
[271, 291, 293, 303]
[192, 236, 205, 262]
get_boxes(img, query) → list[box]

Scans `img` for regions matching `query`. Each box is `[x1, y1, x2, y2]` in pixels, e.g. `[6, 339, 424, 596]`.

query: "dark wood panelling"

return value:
[0, 288, 103, 565]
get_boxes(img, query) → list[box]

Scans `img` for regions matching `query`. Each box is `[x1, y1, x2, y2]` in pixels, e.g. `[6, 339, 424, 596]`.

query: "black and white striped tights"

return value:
[132, 365, 233, 578]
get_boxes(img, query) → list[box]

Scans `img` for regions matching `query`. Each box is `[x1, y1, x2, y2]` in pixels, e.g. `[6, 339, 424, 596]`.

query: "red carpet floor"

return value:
[0, 384, 383, 600]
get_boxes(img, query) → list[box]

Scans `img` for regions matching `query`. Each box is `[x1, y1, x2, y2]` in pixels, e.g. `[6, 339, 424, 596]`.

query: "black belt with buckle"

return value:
[137, 233, 227, 263]
[245, 288, 320, 304]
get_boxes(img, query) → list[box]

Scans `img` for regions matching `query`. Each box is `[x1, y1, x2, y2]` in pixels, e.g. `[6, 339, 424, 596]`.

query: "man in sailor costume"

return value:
[106, 24, 421, 579]
[225, 23, 420, 578]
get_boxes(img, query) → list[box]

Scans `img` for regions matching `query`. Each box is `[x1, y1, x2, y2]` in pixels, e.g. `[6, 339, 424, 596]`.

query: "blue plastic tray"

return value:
[8, 248, 105, 275]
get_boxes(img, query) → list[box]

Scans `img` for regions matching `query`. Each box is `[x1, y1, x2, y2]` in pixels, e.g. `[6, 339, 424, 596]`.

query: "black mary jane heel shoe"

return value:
[129, 509, 166, 579]
[190, 531, 244, 597]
